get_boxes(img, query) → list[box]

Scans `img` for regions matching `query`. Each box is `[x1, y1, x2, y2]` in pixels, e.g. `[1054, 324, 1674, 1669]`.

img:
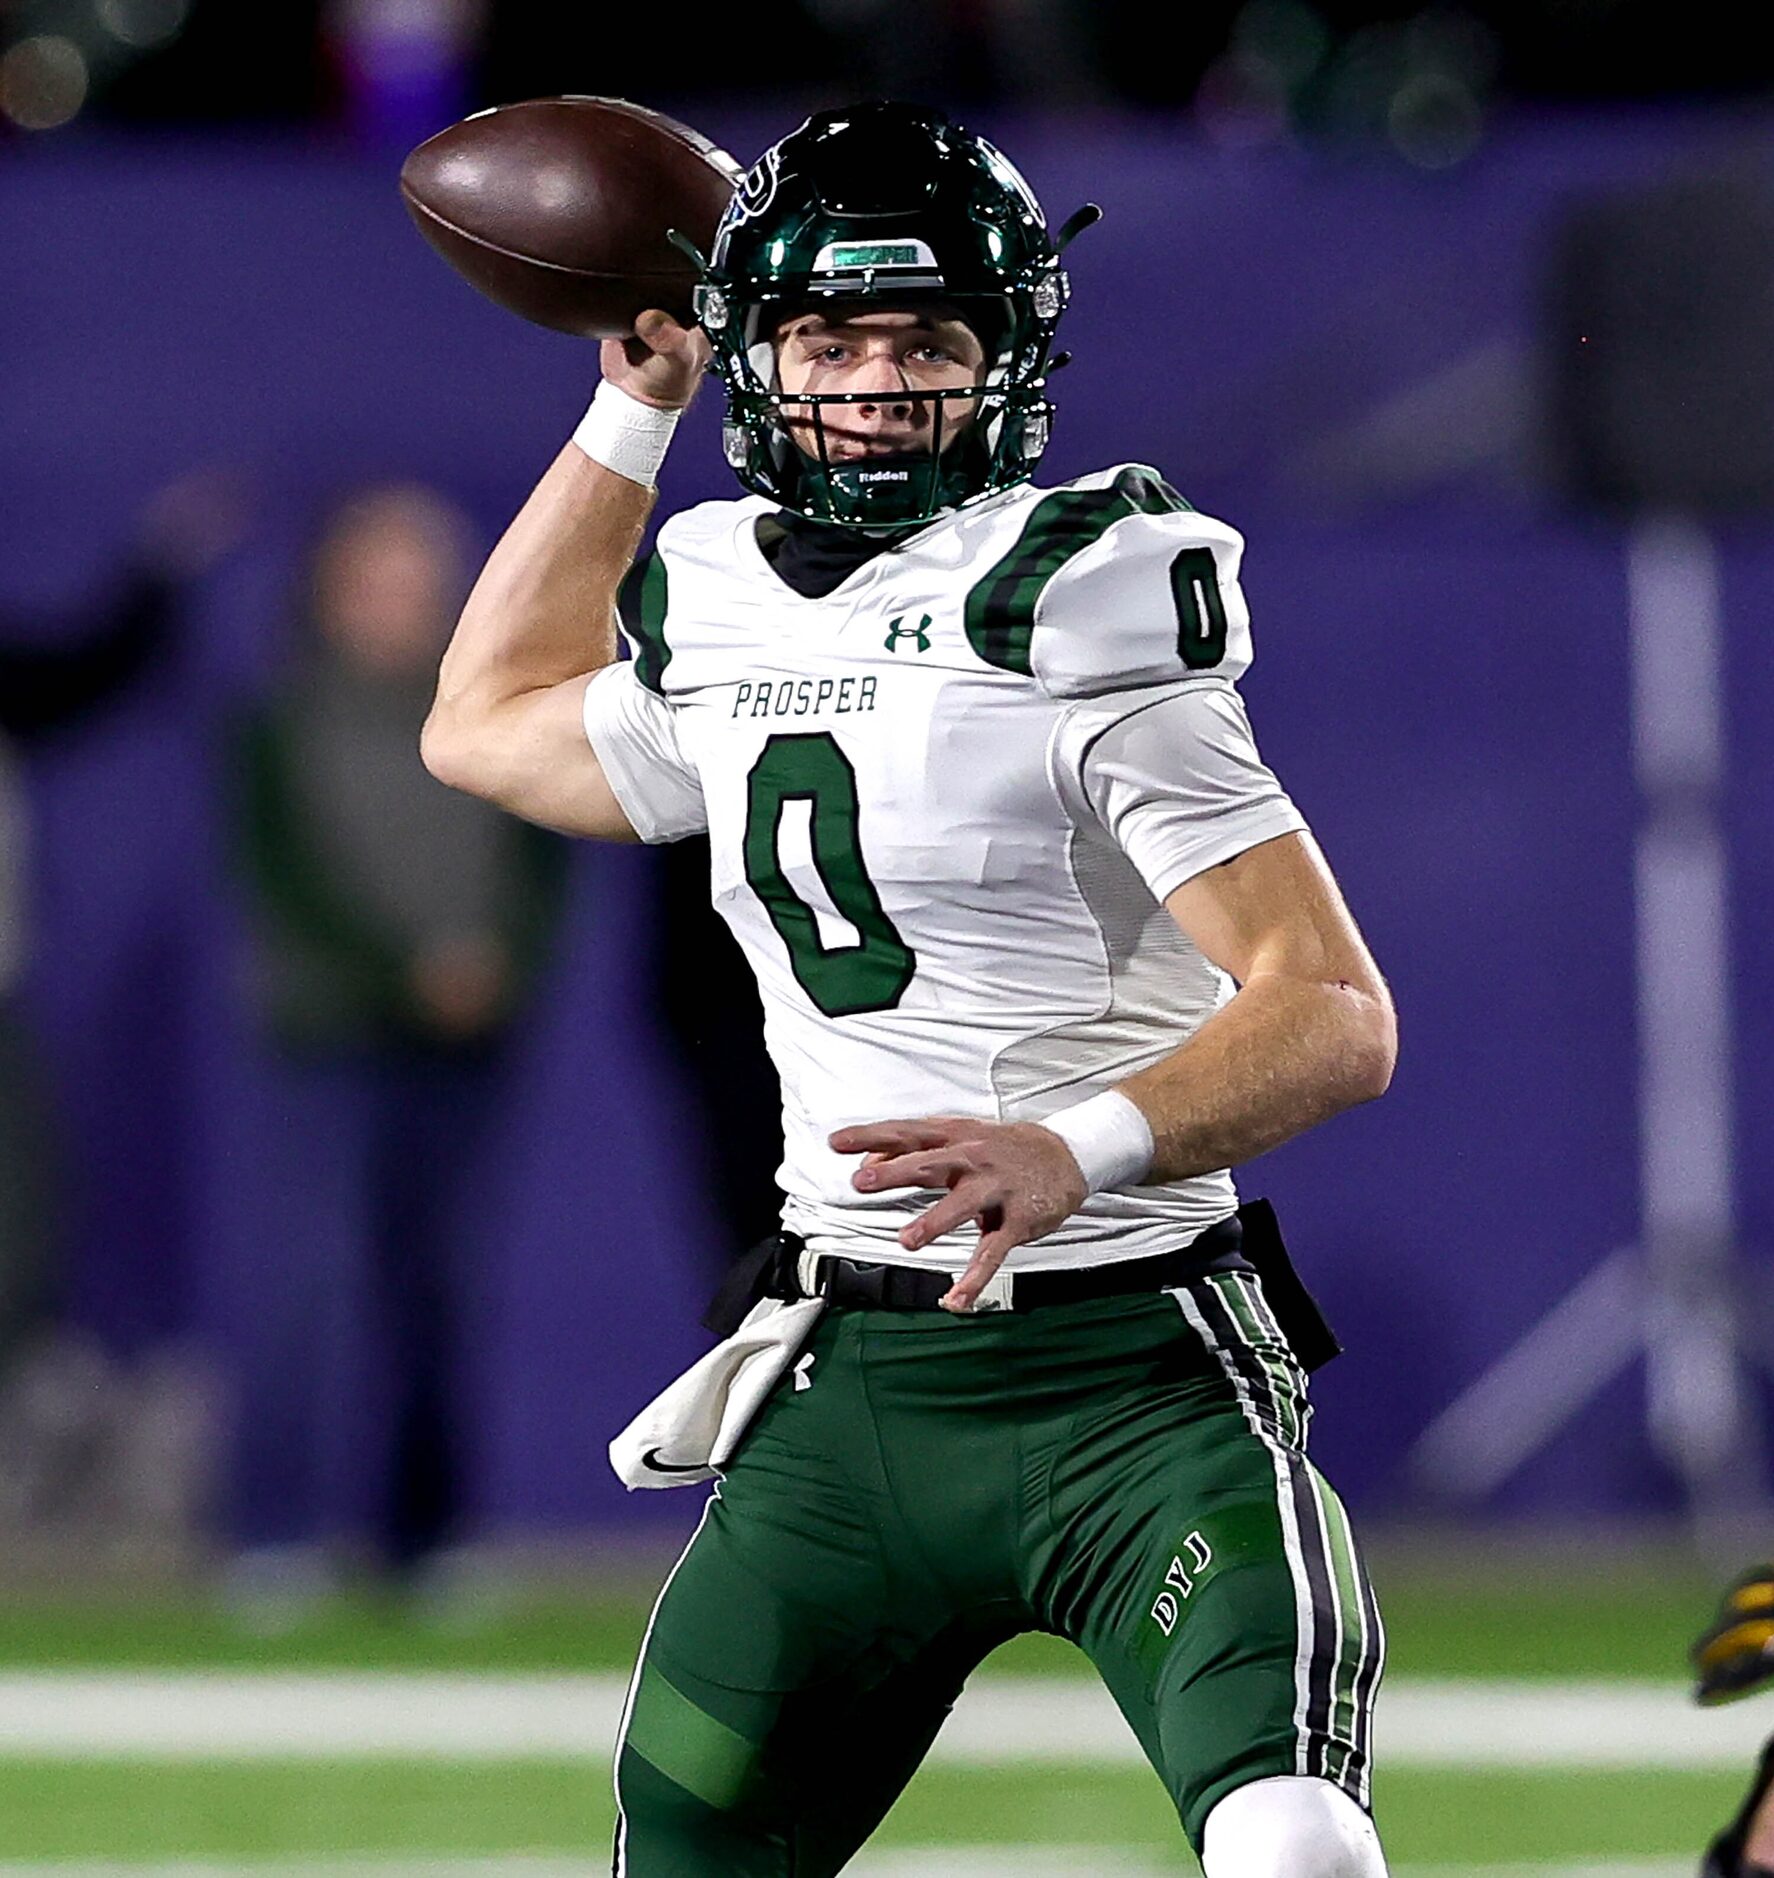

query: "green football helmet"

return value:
[693, 102, 1096, 528]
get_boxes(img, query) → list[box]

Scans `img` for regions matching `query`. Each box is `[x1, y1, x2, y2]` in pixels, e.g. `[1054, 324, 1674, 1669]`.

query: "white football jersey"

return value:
[584, 464, 1307, 1272]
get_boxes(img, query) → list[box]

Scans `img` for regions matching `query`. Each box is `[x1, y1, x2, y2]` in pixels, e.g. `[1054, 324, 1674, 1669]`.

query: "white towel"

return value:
[608, 1296, 826, 1490]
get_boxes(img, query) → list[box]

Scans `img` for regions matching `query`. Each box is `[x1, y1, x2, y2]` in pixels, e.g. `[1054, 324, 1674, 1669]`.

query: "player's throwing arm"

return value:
[412, 98, 737, 839]
[420, 311, 708, 839]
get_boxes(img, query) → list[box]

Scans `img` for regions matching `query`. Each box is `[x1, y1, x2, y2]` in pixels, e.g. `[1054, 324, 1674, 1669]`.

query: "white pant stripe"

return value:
[1169, 1284, 1317, 1778]
[1173, 1275, 1381, 1802]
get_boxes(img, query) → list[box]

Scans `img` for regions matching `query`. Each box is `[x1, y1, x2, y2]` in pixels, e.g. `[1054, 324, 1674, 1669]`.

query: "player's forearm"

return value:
[431, 444, 652, 727]
[1117, 971, 1396, 1183]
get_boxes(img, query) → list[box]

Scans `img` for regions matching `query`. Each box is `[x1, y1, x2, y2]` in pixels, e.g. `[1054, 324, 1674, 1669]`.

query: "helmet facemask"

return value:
[711, 290, 1048, 529]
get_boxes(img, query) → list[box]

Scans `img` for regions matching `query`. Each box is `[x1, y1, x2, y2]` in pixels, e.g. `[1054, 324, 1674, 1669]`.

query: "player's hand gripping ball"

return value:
[400, 97, 741, 339]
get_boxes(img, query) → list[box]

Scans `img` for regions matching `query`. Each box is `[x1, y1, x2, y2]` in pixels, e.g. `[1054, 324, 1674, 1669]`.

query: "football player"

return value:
[1695, 1565, 1774, 1876]
[423, 103, 1396, 1878]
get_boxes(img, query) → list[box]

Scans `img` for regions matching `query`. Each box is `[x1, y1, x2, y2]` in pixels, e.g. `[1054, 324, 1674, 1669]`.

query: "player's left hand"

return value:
[828, 1116, 1088, 1314]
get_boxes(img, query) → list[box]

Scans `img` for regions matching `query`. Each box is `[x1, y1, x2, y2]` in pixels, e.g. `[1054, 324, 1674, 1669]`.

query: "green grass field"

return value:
[0, 1539, 1747, 1873]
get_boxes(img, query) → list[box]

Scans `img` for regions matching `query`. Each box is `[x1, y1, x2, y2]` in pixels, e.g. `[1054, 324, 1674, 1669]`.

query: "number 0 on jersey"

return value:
[743, 733, 917, 1018]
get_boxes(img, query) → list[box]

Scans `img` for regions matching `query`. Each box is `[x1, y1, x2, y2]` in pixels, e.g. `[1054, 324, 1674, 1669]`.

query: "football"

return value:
[400, 96, 742, 339]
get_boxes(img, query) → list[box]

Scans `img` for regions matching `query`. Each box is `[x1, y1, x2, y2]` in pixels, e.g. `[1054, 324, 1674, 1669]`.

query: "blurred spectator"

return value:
[800, 0, 1109, 106]
[226, 482, 563, 1599]
[0, 477, 238, 1376]
[0, 477, 250, 1554]
[322, 0, 485, 151]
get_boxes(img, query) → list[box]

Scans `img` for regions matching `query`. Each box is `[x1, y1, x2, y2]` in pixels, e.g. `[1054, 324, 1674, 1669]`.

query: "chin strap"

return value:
[665, 228, 711, 274]
[1054, 203, 1104, 251]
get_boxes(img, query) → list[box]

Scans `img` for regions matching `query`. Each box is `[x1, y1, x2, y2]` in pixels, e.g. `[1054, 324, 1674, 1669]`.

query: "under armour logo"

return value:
[793, 1353, 816, 1392]
[884, 614, 933, 654]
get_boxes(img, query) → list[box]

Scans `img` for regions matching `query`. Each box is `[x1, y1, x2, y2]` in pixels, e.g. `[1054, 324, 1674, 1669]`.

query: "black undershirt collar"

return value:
[756, 510, 920, 600]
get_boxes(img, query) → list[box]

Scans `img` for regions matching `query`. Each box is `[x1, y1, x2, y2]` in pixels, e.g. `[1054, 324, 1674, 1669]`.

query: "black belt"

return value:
[806, 1214, 1245, 1313]
[700, 1199, 1342, 1370]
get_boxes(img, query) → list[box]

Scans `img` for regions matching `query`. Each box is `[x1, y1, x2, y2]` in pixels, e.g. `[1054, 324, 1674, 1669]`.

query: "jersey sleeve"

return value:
[1055, 678, 1308, 904]
[961, 465, 1253, 699]
[581, 662, 707, 844]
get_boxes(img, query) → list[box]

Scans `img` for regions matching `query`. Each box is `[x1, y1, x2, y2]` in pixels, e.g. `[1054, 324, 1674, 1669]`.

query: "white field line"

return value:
[0, 1860, 1698, 1878]
[0, 1672, 1762, 1769]
[866, 1861, 1693, 1878]
[0, 1860, 1170, 1878]
[0, 1861, 1172, 1878]
[0, 1868, 603, 1878]
[1393, 1869, 1691, 1878]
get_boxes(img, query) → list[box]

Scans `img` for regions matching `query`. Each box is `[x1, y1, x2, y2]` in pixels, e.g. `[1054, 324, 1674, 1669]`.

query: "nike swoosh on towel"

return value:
[641, 1449, 710, 1475]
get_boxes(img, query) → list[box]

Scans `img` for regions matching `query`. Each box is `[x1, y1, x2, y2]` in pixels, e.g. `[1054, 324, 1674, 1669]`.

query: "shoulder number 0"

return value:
[742, 732, 915, 1019]
[1170, 546, 1229, 670]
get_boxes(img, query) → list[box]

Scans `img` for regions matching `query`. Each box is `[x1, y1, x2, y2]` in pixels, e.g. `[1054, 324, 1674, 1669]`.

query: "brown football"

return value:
[400, 96, 742, 339]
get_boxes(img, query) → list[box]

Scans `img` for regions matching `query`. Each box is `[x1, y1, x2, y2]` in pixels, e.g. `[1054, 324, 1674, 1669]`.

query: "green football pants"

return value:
[612, 1269, 1383, 1874]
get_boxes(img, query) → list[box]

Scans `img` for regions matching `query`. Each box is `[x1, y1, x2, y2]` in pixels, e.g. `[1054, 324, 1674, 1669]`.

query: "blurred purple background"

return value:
[4, 90, 1771, 1548]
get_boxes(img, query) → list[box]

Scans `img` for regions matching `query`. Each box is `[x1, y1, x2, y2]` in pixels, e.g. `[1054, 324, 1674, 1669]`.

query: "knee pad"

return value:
[1201, 1775, 1387, 1878]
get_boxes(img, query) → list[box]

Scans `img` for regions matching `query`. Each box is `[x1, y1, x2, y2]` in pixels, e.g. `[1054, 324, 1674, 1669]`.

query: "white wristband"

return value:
[1043, 1090, 1155, 1195]
[572, 380, 682, 488]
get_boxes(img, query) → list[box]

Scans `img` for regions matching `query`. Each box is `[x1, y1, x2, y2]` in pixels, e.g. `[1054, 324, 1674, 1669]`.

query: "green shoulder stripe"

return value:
[617, 552, 671, 694]
[963, 468, 1192, 676]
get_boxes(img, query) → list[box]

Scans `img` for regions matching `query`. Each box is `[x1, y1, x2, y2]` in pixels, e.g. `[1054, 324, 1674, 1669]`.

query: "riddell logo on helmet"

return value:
[857, 468, 912, 484]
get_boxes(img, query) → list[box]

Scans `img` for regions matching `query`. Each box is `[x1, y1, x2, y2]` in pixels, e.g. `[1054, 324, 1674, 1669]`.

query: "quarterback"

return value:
[424, 103, 1396, 1877]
